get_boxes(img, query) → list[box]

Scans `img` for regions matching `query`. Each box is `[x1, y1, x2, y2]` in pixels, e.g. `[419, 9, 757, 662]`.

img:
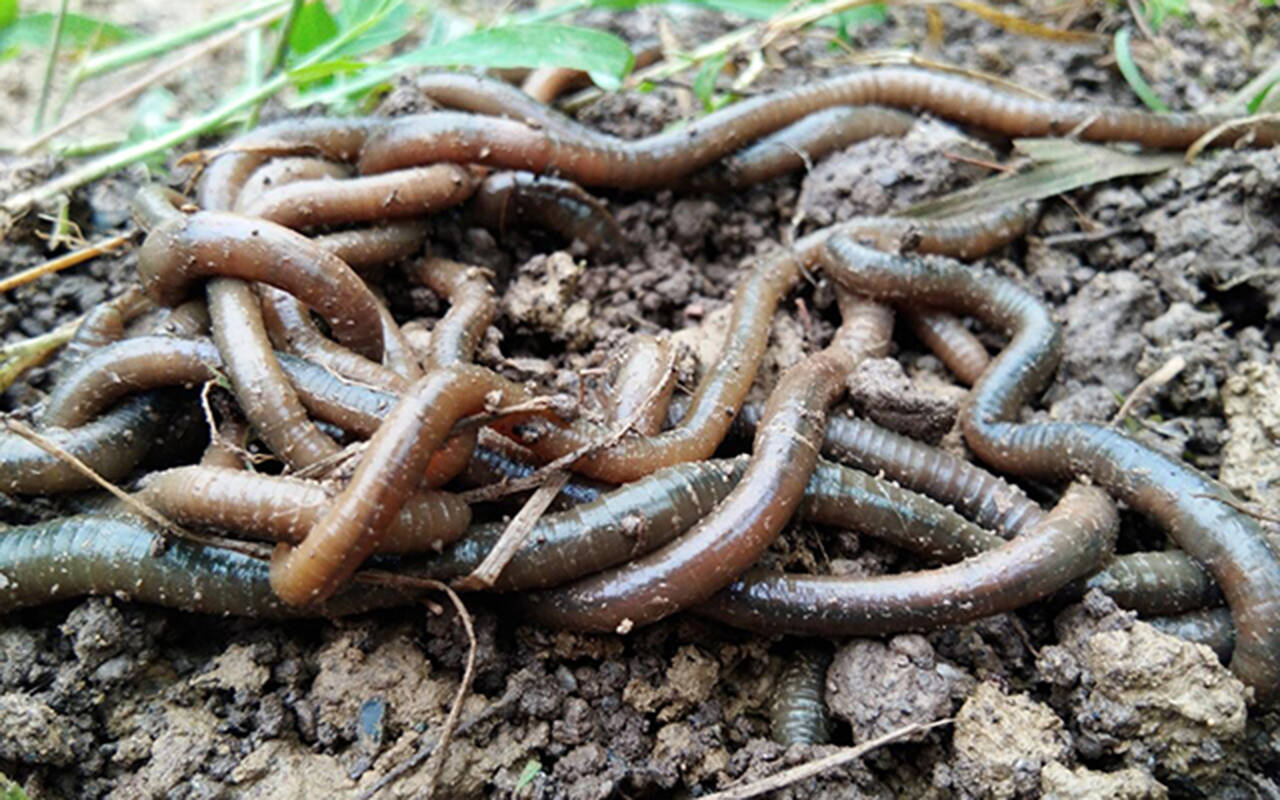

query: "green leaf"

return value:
[692, 52, 727, 110]
[836, 2, 887, 36]
[287, 56, 366, 84]
[1, 771, 30, 800]
[0, 11, 133, 52]
[289, 1, 339, 57]
[331, 0, 410, 59]
[514, 760, 542, 792]
[0, 0, 17, 30]
[400, 23, 634, 91]
[1114, 27, 1169, 112]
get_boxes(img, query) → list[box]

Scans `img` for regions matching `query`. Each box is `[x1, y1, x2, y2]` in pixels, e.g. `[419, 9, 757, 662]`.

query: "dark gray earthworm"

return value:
[1148, 608, 1236, 664]
[1077, 551, 1221, 616]
[416, 454, 999, 592]
[0, 514, 412, 617]
[359, 67, 1277, 185]
[820, 235, 1280, 703]
[0, 395, 171, 495]
[697, 483, 1118, 636]
[770, 644, 833, 746]
[466, 170, 627, 260]
[42, 336, 223, 429]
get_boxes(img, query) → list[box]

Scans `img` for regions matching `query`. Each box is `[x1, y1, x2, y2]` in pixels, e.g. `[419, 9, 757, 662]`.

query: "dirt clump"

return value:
[1042, 595, 1248, 787]
[946, 681, 1071, 799]
[827, 635, 970, 744]
[1220, 361, 1280, 515]
[1039, 762, 1167, 800]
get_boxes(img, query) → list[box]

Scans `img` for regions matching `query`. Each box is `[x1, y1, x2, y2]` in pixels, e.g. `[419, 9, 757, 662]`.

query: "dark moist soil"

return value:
[3, 4, 1280, 799]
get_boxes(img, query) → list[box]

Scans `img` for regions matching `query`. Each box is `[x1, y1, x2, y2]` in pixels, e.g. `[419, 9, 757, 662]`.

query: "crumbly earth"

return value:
[3, 3, 1280, 799]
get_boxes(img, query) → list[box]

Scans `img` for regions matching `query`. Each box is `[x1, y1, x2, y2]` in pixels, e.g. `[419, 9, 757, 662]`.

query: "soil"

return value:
[3, 2, 1280, 799]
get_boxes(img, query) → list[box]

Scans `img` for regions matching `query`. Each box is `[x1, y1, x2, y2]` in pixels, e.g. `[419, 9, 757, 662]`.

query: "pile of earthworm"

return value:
[3, 64, 1280, 721]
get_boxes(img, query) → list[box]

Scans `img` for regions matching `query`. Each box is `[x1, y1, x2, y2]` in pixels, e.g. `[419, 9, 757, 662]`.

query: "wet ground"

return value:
[2, 3, 1280, 798]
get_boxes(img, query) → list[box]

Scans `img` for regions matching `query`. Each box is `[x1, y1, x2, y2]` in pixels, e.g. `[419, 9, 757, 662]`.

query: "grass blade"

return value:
[1114, 26, 1169, 112]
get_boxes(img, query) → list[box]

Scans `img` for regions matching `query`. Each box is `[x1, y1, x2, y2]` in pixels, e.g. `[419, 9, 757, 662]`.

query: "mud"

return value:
[3, 2, 1280, 799]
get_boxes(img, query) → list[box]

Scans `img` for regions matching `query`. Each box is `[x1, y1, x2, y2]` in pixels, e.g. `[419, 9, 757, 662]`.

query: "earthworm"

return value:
[770, 644, 832, 746]
[458, 434, 608, 508]
[0, 514, 411, 617]
[467, 171, 627, 260]
[698, 483, 1117, 636]
[0, 395, 170, 494]
[207, 278, 341, 470]
[521, 296, 892, 631]
[904, 309, 989, 386]
[128, 298, 212, 339]
[422, 454, 998, 591]
[404, 256, 497, 368]
[416, 458, 743, 590]
[603, 333, 677, 436]
[42, 335, 223, 429]
[686, 105, 916, 190]
[137, 208, 385, 361]
[1076, 551, 1221, 616]
[60, 287, 153, 371]
[197, 117, 383, 212]
[137, 466, 470, 554]
[268, 364, 551, 605]
[310, 222, 427, 272]
[258, 286, 408, 392]
[232, 155, 351, 213]
[413, 71, 612, 142]
[239, 163, 478, 229]
[1148, 608, 1236, 664]
[360, 67, 1276, 185]
[199, 414, 250, 470]
[822, 235, 1280, 702]
[520, 66, 592, 105]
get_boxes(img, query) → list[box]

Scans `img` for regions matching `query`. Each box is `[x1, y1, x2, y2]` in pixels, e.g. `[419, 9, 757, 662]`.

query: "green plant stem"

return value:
[245, 0, 305, 129]
[1114, 26, 1170, 112]
[33, 0, 71, 134]
[76, 0, 288, 79]
[4, 5, 391, 215]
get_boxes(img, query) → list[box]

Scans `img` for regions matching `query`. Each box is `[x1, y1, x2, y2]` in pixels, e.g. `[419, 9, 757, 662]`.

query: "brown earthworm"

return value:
[770, 644, 833, 746]
[697, 483, 1118, 636]
[232, 155, 351, 213]
[128, 298, 211, 339]
[904, 309, 990, 386]
[414, 70, 612, 142]
[239, 163, 479, 229]
[197, 117, 384, 212]
[207, 278, 341, 470]
[602, 333, 677, 436]
[467, 171, 627, 260]
[42, 335, 223, 429]
[520, 295, 892, 632]
[60, 287, 153, 371]
[137, 466, 470, 554]
[137, 209, 385, 361]
[268, 364, 551, 605]
[520, 66, 593, 105]
[404, 256, 497, 369]
[0, 514, 412, 617]
[258, 286, 409, 392]
[685, 106, 917, 190]
[822, 235, 1280, 702]
[200, 414, 250, 470]
[360, 67, 1276, 185]
[310, 222, 427, 272]
[0, 395, 170, 494]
